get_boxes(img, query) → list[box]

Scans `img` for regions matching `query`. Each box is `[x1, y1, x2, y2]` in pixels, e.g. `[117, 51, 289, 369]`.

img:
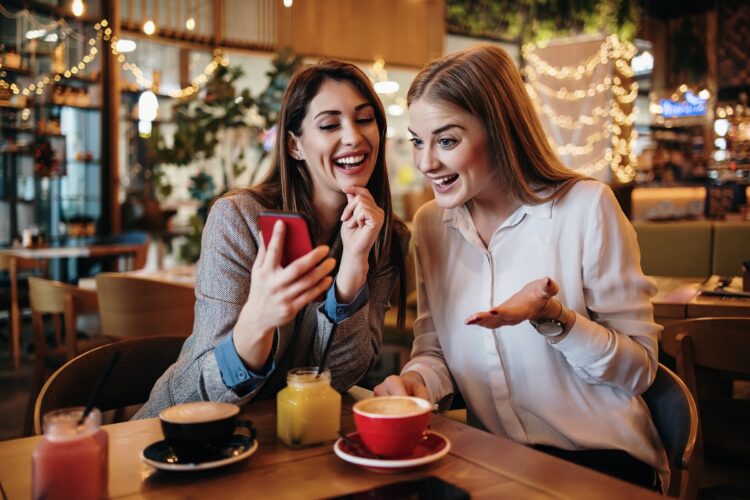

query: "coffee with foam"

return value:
[160, 402, 239, 424]
[357, 398, 426, 416]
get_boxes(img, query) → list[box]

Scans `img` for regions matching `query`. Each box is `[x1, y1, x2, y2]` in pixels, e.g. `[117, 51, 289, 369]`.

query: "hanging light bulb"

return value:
[72, 0, 85, 17]
[143, 19, 156, 36]
[185, 17, 195, 31]
[138, 90, 158, 138]
[283, 0, 293, 7]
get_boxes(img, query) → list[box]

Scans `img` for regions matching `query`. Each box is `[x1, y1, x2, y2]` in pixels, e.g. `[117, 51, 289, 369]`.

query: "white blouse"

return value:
[403, 179, 669, 486]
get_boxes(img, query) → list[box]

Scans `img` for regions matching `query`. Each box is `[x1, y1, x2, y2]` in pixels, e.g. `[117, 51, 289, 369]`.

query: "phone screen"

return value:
[330, 476, 470, 500]
[258, 211, 314, 267]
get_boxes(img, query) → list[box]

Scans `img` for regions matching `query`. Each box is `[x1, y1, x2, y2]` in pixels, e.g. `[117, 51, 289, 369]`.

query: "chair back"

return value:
[28, 277, 99, 360]
[34, 336, 185, 434]
[642, 363, 700, 498]
[661, 318, 750, 470]
[661, 317, 750, 377]
[95, 273, 195, 339]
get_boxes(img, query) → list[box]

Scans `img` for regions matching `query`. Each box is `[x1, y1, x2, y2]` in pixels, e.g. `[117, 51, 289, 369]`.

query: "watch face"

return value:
[534, 319, 564, 337]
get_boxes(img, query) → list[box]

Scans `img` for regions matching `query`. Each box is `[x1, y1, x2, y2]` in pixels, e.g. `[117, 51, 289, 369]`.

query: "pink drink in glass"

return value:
[32, 407, 108, 500]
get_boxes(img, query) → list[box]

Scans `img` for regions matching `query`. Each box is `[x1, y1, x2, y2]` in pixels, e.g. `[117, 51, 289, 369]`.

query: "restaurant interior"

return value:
[1, 0, 749, 498]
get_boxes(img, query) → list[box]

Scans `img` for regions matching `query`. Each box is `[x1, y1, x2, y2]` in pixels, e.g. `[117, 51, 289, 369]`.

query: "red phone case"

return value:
[258, 211, 314, 267]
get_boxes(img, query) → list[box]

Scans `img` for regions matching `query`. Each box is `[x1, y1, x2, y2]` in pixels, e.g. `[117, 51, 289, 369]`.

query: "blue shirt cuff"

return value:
[215, 331, 277, 393]
[324, 279, 369, 323]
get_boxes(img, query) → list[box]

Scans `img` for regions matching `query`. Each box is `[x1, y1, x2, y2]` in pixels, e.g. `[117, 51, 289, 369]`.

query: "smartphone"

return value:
[330, 476, 470, 500]
[257, 211, 314, 267]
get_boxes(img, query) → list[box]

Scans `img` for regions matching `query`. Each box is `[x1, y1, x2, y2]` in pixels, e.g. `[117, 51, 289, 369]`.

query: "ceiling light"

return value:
[25, 29, 46, 39]
[143, 20, 156, 36]
[138, 91, 158, 122]
[374, 81, 399, 95]
[72, 0, 85, 17]
[387, 104, 404, 116]
[714, 118, 729, 137]
[185, 17, 195, 31]
[115, 39, 137, 53]
[283, 0, 293, 6]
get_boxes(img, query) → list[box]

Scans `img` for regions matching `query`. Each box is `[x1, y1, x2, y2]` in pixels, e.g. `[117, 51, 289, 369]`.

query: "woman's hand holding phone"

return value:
[337, 186, 384, 302]
[233, 220, 336, 370]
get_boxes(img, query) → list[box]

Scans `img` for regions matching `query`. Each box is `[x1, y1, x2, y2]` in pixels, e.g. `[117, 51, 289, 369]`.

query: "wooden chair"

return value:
[95, 273, 196, 339]
[641, 363, 700, 499]
[0, 253, 46, 370]
[34, 336, 186, 434]
[661, 318, 750, 495]
[23, 277, 107, 435]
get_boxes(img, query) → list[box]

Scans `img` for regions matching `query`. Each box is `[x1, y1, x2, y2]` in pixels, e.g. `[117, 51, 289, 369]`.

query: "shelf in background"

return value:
[37, 102, 101, 111]
[0, 103, 26, 110]
[0, 126, 34, 133]
[0, 66, 32, 76]
[121, 89, 174, 99]
[68, 159, 100, 164]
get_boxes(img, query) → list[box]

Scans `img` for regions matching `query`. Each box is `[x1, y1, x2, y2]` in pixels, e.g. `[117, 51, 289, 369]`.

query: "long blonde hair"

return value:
[407, 44, 584, 205]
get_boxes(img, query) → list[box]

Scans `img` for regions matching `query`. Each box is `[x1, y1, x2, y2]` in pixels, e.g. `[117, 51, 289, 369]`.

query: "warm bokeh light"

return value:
[71, 0, 85, 17]
[143, 20, 156, 35]
[185, 17, 195, 31]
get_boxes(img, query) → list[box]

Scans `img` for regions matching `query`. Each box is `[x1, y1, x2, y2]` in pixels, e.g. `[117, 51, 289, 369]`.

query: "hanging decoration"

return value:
[0, 8, 226, 102]
[522, 34, 638, 183]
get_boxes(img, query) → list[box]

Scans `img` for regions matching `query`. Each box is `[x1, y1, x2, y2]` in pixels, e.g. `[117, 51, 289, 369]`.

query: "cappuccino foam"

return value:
[358, 398, 425, 416]
[160, 402, 239, 424]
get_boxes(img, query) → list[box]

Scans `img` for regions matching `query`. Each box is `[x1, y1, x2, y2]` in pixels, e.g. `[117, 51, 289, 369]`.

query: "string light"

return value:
[523, 35, 638, 182]
[0, 17, 225, 101]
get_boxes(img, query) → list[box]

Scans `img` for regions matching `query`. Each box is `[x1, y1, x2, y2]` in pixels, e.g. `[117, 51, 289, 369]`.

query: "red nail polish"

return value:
[490, 310, 499, 315]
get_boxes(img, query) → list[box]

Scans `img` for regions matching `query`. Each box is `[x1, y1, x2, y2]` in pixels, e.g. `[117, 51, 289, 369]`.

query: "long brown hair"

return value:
[407, 44, 584, 205]
[244, 59, 407, 326]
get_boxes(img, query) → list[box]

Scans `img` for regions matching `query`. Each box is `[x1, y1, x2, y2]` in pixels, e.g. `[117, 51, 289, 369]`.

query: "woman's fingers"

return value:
[278, 245, 331, 285]
[283, 257, 336, 299]
[265, 220, 286, 269]
[254, 231, 267, 268]
[289, 275, 334, 311]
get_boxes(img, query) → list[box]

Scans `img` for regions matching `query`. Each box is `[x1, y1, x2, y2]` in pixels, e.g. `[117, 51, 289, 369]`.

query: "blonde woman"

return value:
[375, 45, 666, 492]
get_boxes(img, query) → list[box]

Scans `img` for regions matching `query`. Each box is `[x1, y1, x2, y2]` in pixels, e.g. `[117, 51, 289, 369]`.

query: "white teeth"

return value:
[335, 154, 365, 166]
[433, 174, 458, 186]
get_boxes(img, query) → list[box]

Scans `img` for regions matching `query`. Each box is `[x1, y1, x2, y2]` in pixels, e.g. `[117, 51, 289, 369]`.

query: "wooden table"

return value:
[78, 265, 197, 291]
[0, 243, 149, 370]
[650, 276, 705, 325]
[0, 394, 660, 499]
[650, 275, 750, 325]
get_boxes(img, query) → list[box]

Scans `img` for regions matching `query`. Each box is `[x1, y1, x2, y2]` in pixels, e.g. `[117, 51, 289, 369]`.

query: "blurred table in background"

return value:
[1, 238, 149, 370]
[650, 275, 750, 325]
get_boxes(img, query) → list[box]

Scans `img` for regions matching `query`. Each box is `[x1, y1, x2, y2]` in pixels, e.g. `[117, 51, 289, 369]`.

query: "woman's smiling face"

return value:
[408, 96, 497, 209]
[290, 79, 381, 201]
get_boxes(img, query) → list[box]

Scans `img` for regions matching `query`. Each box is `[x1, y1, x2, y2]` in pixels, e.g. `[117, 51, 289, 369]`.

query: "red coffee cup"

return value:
[352, 396, 432, 458]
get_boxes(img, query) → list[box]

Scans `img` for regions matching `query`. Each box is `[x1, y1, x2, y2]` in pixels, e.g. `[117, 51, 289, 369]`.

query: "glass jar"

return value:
[32, 407, 108, 500]
[277, 368, 341, 448]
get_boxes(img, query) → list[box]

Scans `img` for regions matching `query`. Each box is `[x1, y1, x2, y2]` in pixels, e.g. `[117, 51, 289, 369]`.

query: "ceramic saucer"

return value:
[334, 431, 450, 473]
[141, 434, 258, 472]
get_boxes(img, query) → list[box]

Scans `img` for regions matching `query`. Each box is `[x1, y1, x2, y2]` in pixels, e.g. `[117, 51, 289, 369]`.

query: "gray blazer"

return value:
[135, 191, 407, 418]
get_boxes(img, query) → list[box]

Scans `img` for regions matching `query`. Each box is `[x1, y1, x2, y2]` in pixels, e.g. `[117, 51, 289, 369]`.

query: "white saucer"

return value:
[140, 435, 258, 472]
[334, 430, 451, 473]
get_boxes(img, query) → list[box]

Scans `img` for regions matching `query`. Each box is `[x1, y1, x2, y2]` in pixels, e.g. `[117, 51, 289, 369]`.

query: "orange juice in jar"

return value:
[32, 407, 108, 500]
[277, 368, 341, 448]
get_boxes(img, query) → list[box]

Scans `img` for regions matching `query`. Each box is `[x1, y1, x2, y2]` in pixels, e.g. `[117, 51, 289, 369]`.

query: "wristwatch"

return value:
[529, 300, 568, 338]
